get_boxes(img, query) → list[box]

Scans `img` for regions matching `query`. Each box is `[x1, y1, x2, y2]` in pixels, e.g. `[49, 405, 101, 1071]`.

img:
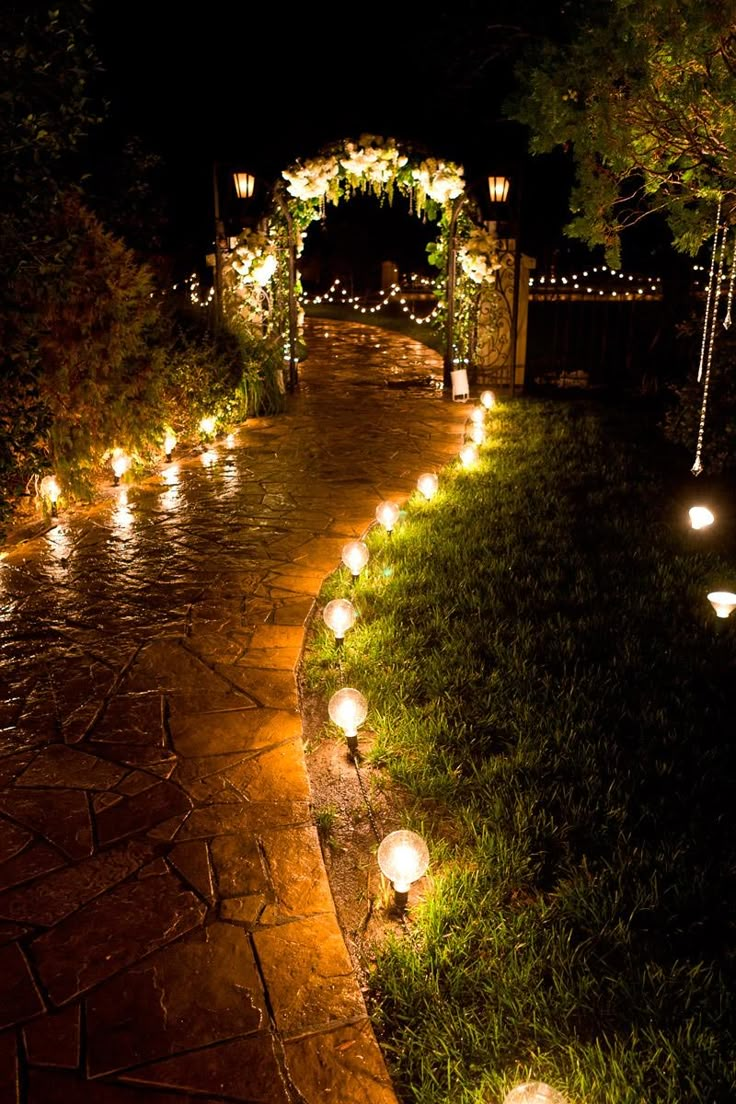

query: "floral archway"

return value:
[221, 135, 504, 391]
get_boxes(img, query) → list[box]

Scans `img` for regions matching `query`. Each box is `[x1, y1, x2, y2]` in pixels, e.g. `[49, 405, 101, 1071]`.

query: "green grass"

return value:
[302, 395, 736, 1104]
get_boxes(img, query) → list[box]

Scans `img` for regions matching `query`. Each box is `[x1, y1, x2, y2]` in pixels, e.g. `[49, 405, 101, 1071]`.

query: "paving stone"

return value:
[0, 840, 155, 926]
[223, 739, 312, 803]
[0, 941, 46, 1029]
[213, 666, 299, 710]
[0, 841, 66, 893]
[82, 744, 178, 777]
[114, 768, 159, 795]
[28, 1068, 226, 1102]
[176, 801, 311, 840]
[0, 789, 92, 860]
[210, 833, 267, 898]
[95, 778, 191, 845]
[169, 707, 301, 757]
[0, 922, 29, 945]
[272, 597, 315, 626]
[0, 753, 35, 788]
[14, 744, 126, 791]
[179, 772, 242, 803]
[168, 840, 214, 901]
[89, 693, 165, 746]
[0, 817, 32, 865]
[0, 1028, 19, 1104]
[23, 1002, 81, 1068]
[86, 922, 267, 1078]
[117, 1034, 291, 1101]
[219, 895, 266, 926]
[119, 638, 231, 695]
[146, 811, 190, 841]
[258, 826, 335, 922]
[254, 914, 366, 1037]
[30, 866, 206, 1006]
[173, 750, 253, 783]
[284, 1018, 399, 1104]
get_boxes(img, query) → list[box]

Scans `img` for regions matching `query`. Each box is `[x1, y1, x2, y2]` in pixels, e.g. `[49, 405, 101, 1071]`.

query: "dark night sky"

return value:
[86, 2, 588, 279]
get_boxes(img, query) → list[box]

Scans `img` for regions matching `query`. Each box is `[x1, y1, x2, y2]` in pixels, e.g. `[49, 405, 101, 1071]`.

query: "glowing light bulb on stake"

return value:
[199, 415, 216, 440]
[689, 506, 715, 530]
[460, 444, 478, 469]
[470, 423, 486, 446]
[376, 500, 400, 536]
[164, 430, 177, 462]
[480, 389, 496, 410]
[341, 540, 369, 581]
[328, 687, 367, 756]
[322, 598, 356, 648]
[469, 406, 485, 426]
[40, 475, 61, 517]
[707, 591, 736, 619]
[377, 829, 429, 912]
[503, 1082, 568, 1104]
[110, 449, 130, 487]
[417, 473, 438, 500]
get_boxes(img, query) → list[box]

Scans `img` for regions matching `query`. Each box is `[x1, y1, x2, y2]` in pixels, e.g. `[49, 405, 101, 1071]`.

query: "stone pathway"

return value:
[0, 318, 470, 1104]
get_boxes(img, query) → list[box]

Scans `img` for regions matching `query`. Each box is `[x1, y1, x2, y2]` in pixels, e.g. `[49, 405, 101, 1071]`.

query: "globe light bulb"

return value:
[376, 500, 400, 535]
[480, 390, 496, 410]
[164, 430, 177, 461]
[503, 1083, 568, 1104]
[322, 598, 356, 645]
[377, 829, 430, 910]
[469, 406, 485, 426]
[40, 475, 61, 517]
[199, 415, 216, 438]
[460, 444, 478, 468]
[689, 505, 714, 530]
[342, 540, 370, 579]
[470, 423, 486, 445]
[110, 449, 130, 486]
[417, 473, 438, 500]
[328, 687, 367, 754]
[707, 591, 736, 619]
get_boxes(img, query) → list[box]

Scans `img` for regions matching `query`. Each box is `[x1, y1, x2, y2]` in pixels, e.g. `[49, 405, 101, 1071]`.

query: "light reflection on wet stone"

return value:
[0, 318, 468, 1101]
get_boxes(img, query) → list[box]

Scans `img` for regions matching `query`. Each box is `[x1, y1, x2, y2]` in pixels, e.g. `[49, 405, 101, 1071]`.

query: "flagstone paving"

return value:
[0, 318, 471, 1103]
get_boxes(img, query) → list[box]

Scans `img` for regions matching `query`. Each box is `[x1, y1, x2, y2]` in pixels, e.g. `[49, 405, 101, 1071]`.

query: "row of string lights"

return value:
[302, 277, 441, 325]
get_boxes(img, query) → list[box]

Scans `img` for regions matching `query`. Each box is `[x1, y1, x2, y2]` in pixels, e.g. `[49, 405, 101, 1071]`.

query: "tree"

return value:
[507, 0, 736, 266]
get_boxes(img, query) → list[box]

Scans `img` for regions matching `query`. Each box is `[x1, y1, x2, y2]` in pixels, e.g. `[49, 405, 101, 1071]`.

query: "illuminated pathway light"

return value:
[322, 598, 356, 646]
[689, 505, 715, 530]
[377, 829, 430, 911]
[707, 591, 736, 619]
[376, 500, 400, 535]
[328, 687, 368, 755]
[341, 540, 370, 580]
[503, 1083, 568, 1104]
[417, 472, 439, 500]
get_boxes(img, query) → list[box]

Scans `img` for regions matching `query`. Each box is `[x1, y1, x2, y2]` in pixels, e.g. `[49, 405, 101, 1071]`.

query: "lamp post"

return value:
[212, 165, 256, 333]
[487, 172, 522, 396]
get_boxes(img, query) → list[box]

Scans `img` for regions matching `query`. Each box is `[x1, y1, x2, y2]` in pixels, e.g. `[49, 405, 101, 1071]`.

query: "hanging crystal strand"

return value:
[692, 223, 728, 475]
[723, 233, 736, 330]
[697, 198, 722, 383]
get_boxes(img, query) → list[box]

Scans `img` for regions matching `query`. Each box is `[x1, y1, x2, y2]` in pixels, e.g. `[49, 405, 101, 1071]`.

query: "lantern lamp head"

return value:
[328, 687, 368, 754]
[689, 505, 714, 530]
[707, 591, 736, 619]
[233, 171, 255, 200]
[480, 390, 496, 410]
[488, 176, 510, 204]
[341, 540, 370, 580]
[503, 1083, 568, 1104]
[322, 598, 356, 644]
[40, 475, 61, 516]
[377, 829, 429, 910]
[417, 473, 439, 500]
[376, 500, 400, 535]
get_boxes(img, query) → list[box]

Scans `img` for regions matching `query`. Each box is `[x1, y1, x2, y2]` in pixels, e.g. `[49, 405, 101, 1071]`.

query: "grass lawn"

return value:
[302, 393, 736, 1104]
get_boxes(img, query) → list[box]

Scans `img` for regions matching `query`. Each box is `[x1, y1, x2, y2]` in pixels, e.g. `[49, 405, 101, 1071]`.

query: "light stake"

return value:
[164, 430, 177, 462]
[417, 472, 438, 500]
[480, 389, 496, 410]
[376, 500, 400, 536]
[503, 1083, 568, 1104]
[470, 423, 486, 445]
[707, 590, 736, 619]
[40, 475, 61, 517]
[469, 406, 485, 426]
[689, 505, 715, 530]
[377, 829, 429, 912]
[199, 415, 216, 439]
[328, 687, 367, 756]
[341, 540, 369, 581]
[111, 449, 130, 487]
[322, 598, 356, 648]
[460, 444, 478, 468]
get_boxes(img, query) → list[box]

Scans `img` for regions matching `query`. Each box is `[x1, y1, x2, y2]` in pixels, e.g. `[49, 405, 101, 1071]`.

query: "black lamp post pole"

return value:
[212, 162, 224, 333]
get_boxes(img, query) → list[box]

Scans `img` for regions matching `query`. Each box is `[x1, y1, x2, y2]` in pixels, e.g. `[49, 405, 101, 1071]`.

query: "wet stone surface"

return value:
[0, 320, 469, 1102]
